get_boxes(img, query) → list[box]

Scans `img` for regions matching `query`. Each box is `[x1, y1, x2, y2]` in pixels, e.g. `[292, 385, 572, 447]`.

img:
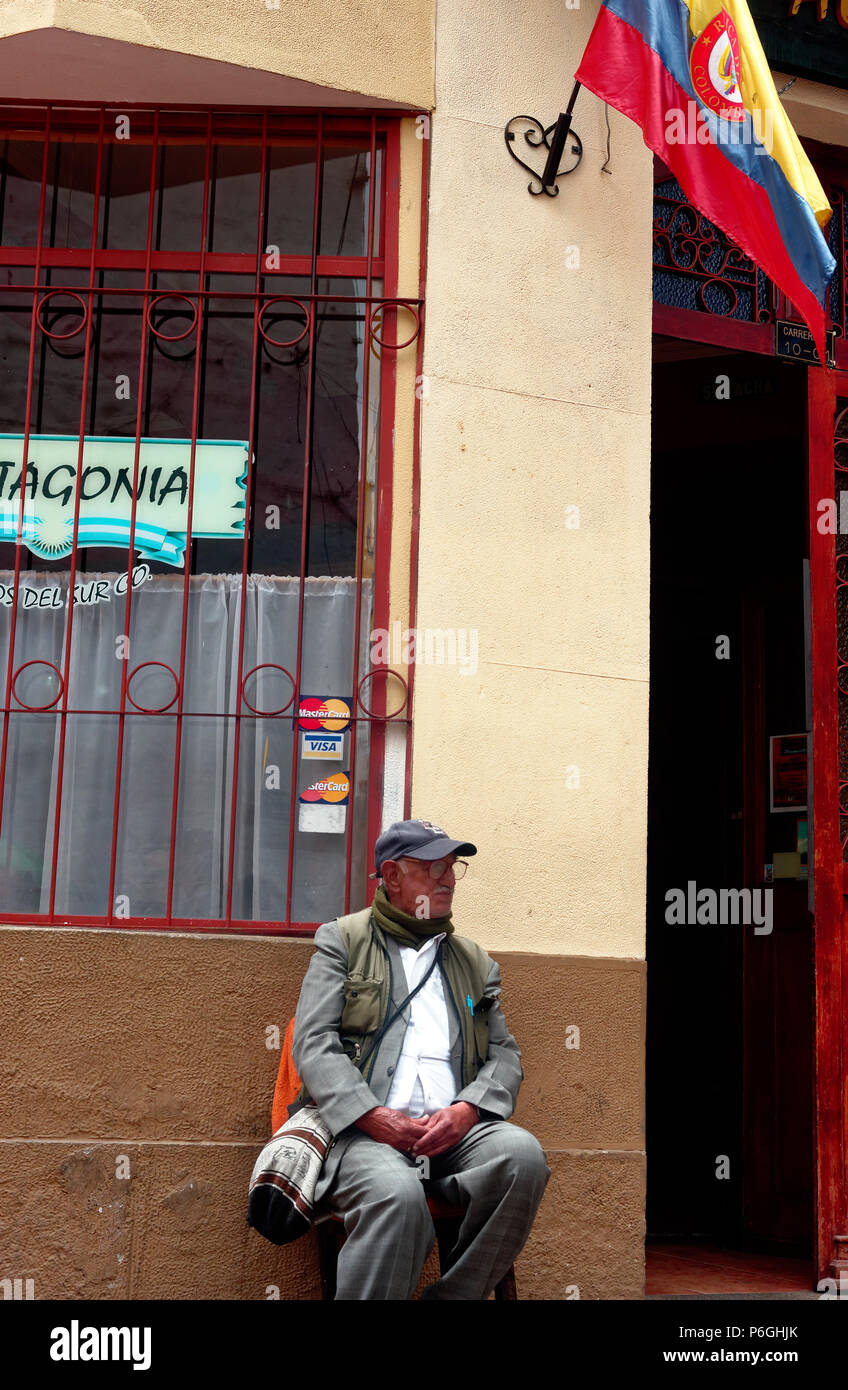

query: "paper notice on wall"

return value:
[769, 733, 808, 812]
[298, 802, 347, 834]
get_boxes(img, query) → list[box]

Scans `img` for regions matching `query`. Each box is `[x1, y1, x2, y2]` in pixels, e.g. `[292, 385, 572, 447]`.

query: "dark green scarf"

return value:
[370, 883, 455, 951]
[368, 885, 488, 1085]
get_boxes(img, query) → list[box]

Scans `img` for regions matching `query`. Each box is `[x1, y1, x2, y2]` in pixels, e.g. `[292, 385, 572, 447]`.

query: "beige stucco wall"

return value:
[413, 0, 653, 959]
[0, 0, 435, 107]
[778, 70, 848, 146]
[0, 924, 644, 1299]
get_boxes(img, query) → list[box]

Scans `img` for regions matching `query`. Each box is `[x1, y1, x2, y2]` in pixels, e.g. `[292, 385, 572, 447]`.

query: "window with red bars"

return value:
[0, 105, 415, 932]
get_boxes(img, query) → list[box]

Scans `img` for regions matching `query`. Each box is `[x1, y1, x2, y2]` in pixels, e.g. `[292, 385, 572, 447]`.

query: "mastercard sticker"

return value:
[298, 770, 350, 834]
[299, 771, 350, 804]
[297, 696, 351, 732]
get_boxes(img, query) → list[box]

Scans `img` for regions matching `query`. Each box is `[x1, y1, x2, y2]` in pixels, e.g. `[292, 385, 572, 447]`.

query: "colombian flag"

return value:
[576, 0, 836, 365]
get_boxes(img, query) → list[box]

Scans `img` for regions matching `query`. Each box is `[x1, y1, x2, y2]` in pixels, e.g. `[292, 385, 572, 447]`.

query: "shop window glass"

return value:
[0, 109, 393, 930]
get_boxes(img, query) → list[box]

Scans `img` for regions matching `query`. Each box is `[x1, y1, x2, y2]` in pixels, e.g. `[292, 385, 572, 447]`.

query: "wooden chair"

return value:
[270, 1037, 517, 1298]
[315, 1194, 517, 1300]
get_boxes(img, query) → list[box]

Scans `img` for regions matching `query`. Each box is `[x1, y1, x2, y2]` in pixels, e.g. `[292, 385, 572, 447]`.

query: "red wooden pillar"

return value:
[807, 365, 848, 1283]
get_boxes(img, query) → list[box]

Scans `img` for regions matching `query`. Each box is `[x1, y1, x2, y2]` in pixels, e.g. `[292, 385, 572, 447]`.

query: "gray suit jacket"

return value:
[291, 919, 524, 1139]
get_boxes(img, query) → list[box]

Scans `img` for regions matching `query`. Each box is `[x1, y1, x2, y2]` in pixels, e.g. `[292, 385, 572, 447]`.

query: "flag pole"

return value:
[541, 81, 582, 189]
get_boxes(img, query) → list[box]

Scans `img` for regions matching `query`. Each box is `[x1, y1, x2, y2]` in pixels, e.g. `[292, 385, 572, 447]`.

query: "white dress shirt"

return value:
[384, 932, 458, 1117]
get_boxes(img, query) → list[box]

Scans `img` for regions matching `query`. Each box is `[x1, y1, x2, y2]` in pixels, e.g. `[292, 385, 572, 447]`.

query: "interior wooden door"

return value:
[807, 367, 848, 1283]
[740, 595, 814, 1249]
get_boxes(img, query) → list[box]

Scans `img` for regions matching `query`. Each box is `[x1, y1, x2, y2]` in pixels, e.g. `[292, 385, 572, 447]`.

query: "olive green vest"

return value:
[335, 907, 492, 1091]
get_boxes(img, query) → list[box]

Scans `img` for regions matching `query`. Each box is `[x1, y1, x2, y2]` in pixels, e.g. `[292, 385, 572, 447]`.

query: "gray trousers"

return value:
[314, 1119, 550, 1300]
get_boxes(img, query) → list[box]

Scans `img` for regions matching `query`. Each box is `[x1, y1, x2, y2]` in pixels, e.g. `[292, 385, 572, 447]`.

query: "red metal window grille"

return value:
[0, 104, 418, 934]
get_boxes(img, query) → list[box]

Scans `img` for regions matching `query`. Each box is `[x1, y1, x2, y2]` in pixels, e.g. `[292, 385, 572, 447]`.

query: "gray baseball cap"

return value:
[373, 818, 477, 877]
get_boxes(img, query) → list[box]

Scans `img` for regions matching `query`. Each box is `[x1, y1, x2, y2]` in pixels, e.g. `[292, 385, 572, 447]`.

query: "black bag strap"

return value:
[357, 939, 443, 1075]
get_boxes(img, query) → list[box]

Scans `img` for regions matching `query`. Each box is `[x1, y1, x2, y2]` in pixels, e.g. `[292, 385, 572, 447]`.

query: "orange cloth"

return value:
[271, 1018, 302, 1134]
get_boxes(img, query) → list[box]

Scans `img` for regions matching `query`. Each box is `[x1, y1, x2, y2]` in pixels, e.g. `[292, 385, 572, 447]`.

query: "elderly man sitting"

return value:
[291, 818, 549, 1300]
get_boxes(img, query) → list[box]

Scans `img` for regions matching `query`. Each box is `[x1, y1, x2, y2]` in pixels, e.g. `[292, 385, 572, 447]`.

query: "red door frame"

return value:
[808, 366, 848, 1283]
[653, 300, 848, 1279]
[653, 134, 848, 1279]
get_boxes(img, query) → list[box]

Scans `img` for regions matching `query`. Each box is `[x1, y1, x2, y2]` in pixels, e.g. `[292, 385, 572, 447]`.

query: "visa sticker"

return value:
[301, 731, 344, 760]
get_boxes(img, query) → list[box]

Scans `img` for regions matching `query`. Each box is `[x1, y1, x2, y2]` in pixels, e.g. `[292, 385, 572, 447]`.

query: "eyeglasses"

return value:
[398, 857, 469, 881]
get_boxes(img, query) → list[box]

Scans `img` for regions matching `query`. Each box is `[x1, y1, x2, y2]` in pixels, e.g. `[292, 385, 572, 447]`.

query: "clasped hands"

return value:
[354, 1101, 479, 1158]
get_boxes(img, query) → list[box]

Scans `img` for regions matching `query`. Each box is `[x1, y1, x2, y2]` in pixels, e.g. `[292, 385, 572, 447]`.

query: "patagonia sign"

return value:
[0, 434, 248, 567]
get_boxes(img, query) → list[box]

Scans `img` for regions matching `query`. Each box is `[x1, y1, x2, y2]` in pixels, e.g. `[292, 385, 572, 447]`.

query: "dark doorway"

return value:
[646, 342, 814, 1277]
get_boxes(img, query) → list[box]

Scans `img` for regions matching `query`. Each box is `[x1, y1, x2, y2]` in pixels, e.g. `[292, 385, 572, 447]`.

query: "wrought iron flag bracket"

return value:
[504, 80, 583, 197]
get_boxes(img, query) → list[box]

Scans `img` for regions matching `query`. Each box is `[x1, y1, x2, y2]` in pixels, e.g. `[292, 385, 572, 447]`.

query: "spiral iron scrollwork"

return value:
[654, 174, 848, 338]
[504, 115, 583, 197]
[653, 179, 760, 320]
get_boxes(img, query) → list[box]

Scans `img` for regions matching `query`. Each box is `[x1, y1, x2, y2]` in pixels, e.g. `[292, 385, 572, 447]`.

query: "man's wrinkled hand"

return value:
[410, 1102, 479, 1158]
[354, 1106, 431, 1153]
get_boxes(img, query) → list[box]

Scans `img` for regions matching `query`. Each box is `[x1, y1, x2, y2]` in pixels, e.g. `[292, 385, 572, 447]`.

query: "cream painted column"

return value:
[415, 0, 653, 958]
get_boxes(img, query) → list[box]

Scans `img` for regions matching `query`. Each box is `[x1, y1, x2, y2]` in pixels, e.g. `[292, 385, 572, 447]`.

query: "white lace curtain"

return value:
[0, 571, 372, 924]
